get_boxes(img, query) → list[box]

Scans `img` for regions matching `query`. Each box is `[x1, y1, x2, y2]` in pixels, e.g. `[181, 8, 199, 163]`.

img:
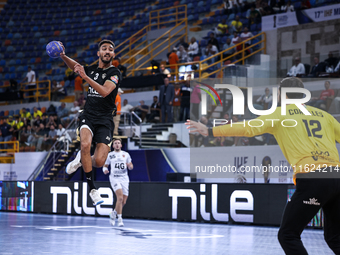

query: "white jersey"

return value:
[105, 150, 132, 182]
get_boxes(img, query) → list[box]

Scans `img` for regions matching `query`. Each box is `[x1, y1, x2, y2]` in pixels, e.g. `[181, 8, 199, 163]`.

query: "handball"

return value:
[46, 41, 63, 58]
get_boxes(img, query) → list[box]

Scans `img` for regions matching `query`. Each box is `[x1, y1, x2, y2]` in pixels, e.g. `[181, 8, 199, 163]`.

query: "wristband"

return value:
[102, 166, 108, 173]
[208, 127, 214, 137]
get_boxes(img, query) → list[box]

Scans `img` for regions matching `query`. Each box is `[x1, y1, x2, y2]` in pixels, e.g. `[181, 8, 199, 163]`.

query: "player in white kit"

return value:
[103, 138, 133, 227]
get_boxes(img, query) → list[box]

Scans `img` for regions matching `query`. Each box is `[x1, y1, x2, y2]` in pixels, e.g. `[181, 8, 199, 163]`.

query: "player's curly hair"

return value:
[279, 77, 305, 99]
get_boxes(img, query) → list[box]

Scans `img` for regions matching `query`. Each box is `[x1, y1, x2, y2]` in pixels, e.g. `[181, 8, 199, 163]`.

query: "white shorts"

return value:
[109, 176, 129, 196]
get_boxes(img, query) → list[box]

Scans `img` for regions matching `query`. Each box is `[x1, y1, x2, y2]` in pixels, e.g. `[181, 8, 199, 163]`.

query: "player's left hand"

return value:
[185, 120, 209, 137]
[74, 64, 87, 79]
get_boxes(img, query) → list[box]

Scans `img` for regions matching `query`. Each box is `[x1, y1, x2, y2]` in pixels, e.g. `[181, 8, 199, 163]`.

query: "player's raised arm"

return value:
[58, 41, 80, 71]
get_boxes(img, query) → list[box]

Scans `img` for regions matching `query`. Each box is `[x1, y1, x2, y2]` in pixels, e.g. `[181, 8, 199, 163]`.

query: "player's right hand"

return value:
[103, 170, 109, 175]
[58, 41, 65, 56]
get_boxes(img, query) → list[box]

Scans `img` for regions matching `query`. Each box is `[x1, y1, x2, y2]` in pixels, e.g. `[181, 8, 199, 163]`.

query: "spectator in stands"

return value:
[117, 58, 127, 78]
[45, 124, 58, 149]
[46, 104, 57, 115]
[0, 117, 13, 151]
[46, 115, 58, 129]
[33, 115, 42, 129]
[147, 96, 161, 123]
[301, 0, 311, 9]
[204, 43, 219, 63]
[62, 101, 80, 124]
[41, 113, 48, 126]
[57, 103, 69, 119]
[254, 87, 273, 110]
[281, 0, 294, 12]
[247, 5, 261, 26]
[208, 32, 220, 51]
[53, 114, 61, 127]
[113, 88, 123, 136]
[64, 67, 75, 83]
[187, 37, 199, 58]
[7, 116, 15, 128]
[231, 15, 243, 33]
[74, 74, 84, 101]
[180, 80, 191, 121]
[56, 123, 65, 138]
[232, 32, 242, 58]
[159, 77, 175, 123]
[231, 0, 244, 13]
[223, 38, 236, 60]
[131, 100, 149, 123]
[21, 66, 36, 102]
[168, 48, 179, 73]
[160, 64, 171, 78]
[309, 57, 325, 77]
[223, 0, 233, 14]
[9, 79, 18, 92]
[33, 107, 42, 119]
[307, 81, 334, 109]
[21, 124, 33, 147]
[261, 1, 274, 16]
[13, 115, 24, 139]
[271, 0, 284, 13]
[191, 81, 201, 121]
[215, 19, 228, 35]
[121, 99, 134, 113]
[287, 57, 305, 77]
[240, 27, 254, 49]
[21, 108, 32, 123]
[51, 80, 66, 101]
[33, 123, 48, 151]
[173, 84, 181, 122]
[175, 37, 189, 50]
[324, 52, 338, 70]
[177, 45, 190, 63]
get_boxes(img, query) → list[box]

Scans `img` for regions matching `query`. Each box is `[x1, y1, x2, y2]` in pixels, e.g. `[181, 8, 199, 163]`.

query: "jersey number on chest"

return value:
[115, 163, 126, 169]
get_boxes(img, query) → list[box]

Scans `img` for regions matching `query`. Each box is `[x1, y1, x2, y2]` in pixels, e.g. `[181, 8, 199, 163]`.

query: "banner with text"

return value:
[262, 4, 340, 31]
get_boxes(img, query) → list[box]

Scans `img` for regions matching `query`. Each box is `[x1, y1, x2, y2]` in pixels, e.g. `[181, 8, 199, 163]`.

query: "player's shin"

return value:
[85, 169, 96, 191]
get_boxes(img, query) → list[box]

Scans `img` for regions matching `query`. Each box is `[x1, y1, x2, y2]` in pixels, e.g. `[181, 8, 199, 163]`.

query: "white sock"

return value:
[113, 209, 117, 214]
[117, 214, 122, 219]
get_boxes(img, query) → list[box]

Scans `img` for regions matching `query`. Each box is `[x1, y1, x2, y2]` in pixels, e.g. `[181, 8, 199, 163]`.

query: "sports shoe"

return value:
[66, 150, 82, 174]
[118, 217, 124, 227]
[109, 210, 117, 226]
[89, 189, 104, 206]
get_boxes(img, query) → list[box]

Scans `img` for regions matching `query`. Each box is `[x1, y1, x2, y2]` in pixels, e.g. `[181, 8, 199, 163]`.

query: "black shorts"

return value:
[78, 112, 114, 146]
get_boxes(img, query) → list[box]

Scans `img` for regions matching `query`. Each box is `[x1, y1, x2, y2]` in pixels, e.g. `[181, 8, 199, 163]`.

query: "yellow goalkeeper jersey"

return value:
[212, 104, 340, 182]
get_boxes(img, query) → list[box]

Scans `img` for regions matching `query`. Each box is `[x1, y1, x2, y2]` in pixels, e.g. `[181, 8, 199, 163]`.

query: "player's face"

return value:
[113, 140, 122, 151]
[98, 43, 115, 64]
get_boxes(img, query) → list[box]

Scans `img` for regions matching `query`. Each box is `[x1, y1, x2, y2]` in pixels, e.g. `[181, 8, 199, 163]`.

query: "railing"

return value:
[28, 116, 78, 181]
[127, 19, 188, 77]
[130, 111, 142, 147]
[126, 32, 266, 80]
[0, 140, 20, 163]
[0, 80, 51, 104]
[20, 80, 51, 102]
[88, 5, 187, 78]
[166, 32, 266, 78]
